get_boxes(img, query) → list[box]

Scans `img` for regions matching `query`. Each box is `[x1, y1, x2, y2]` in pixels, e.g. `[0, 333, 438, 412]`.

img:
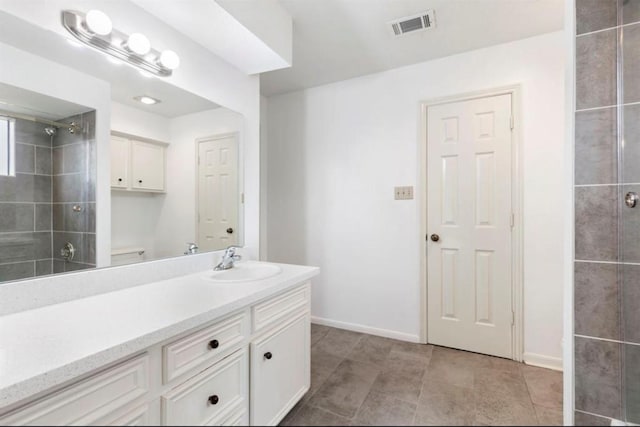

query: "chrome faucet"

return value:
[184, 242, 199, 255]
[214, 246, 242, 270]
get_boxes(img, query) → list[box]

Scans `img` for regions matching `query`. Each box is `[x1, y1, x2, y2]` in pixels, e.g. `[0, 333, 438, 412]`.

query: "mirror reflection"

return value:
[0, 12, 245, 283]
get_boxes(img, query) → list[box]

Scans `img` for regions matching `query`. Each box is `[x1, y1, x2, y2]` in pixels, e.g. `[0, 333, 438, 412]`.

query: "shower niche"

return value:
[0, 86, 96, 282]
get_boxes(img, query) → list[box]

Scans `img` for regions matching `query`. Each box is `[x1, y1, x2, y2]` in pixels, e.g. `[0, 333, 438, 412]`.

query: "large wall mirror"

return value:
[0, 8, 245, 283]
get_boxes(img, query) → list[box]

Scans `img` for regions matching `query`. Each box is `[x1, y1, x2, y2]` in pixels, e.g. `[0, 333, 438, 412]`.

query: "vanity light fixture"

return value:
[134, 95, 161, 105]
[61, 10, 180, 77]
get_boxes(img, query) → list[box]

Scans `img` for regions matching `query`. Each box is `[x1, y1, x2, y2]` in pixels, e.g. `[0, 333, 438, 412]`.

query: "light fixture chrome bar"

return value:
[0, 110, 81, 133]
[61, 10, 172, 77]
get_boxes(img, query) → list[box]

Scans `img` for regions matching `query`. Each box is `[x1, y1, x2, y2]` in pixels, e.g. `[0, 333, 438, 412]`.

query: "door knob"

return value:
[226, 228, 234, 234]
[430, 234, 440, 242]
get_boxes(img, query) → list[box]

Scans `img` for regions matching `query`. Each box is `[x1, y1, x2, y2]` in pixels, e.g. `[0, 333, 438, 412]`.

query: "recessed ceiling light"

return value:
[134, 96, 161, 105]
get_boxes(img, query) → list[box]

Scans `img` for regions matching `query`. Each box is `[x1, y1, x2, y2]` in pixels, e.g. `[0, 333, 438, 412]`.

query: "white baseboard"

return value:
[523, 352, 563, 371]
[311, 316, 421, 343]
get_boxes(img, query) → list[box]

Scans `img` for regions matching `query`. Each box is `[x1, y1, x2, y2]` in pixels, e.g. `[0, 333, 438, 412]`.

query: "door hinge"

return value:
[510, 115, 514, 130]
[510, 212, 515, 228]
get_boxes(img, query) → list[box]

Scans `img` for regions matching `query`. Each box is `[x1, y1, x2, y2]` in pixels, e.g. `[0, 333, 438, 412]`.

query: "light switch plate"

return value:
[394, 186, 414, 200]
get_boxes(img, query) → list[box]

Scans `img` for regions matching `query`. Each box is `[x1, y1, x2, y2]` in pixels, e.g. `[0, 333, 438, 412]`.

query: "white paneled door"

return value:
[198, 135, 239, 251]
[427, 94, 513, 359]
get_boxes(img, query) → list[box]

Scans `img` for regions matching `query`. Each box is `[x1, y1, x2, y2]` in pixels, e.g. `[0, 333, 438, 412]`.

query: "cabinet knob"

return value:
[226, 228, 234, 234]
[138, 179, 143, 184]
[118, 178, 122, 182]
[208, 395, 219, 405]
[208, 339, 219, 349]
[264, 352, 273, 360]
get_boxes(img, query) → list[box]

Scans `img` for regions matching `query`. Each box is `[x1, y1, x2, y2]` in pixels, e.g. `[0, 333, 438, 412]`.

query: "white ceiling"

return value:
[0, 10, 219, 118]
[261, 0, 564, 96]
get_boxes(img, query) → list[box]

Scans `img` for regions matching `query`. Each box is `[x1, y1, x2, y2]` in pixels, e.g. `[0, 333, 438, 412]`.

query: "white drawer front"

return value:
[162, 349, 248, 426]
[163, 312, 247, 384]
[250, 312, 310, 426]
[215, 405, 247, 426]
[1, 354, 149, 426]
[252, 284, 310, 333]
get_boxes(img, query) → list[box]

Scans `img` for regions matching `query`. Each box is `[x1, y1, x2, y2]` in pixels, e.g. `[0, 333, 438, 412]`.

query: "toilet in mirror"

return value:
[0, 12, 245, 283]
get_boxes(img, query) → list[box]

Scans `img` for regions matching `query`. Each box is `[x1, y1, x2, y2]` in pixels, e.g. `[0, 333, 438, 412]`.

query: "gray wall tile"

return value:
[62, 143, 87, 174]
[35, 147, 51, 175]
[53, 174, 87, 203]
[624, 104, 640, 183]
[626, 344, 640, 423]
[574, 410, 612, 426]
[53, 259, 65, 274]
[52, 147, 62, 175]
[64, 261, 95, 272]
[0, 204, 34, 232]
[15, 143, 34, 174]
[575, 108, 617, 185]
[624, 24, 640, 104]
[4, 174, 54, 203]
[0, 261, 34, 281]
[575, 336, 622, 419]
[14, 119, 52, 147]
[576, 29, 618, 110]
[623, 264, 640, 343]
[623, 0, 640, 25]
[35, 204, 51, 231]
[575, 262, 620, 340]
[52, 203, 94, 232]
[35, 259, 52, 276]
[621, 184, 640, 262]
[575, 186, 618, 261]
[576, 0, 618, 35]
[52, 231, 93, 264]
[0, 232, 50, 263]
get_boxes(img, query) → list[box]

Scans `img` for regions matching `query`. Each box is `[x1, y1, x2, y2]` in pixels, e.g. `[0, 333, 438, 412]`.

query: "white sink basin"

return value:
[204, 262, 282, 282]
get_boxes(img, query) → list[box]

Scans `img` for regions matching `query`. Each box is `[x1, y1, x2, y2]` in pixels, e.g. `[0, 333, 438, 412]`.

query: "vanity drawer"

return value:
[162, 348, 248, 426]
[163, 312, 247, 384]
[252, 283, 310, 333]
[93, 402, 152, 426]
[0, 354, 149, 426]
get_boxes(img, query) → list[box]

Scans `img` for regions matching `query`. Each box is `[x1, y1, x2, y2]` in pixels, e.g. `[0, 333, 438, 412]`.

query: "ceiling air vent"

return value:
[389, 10, 436, 37]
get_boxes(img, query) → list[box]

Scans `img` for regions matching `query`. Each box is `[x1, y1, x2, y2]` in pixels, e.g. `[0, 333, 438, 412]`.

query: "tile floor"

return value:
[280, 325, 563, 426]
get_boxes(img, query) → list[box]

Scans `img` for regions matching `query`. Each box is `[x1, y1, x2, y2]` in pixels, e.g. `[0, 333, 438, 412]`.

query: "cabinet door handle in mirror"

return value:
[208, 395, 219, 405]
[117, 178, 122, 182]
[208, 339, 219, 349]
[264, 352, 273, 360]
[138, 179, 143, 184]
[226, 228, 234, 234]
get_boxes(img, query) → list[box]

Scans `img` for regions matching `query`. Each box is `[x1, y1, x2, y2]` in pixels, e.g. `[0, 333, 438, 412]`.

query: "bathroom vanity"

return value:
[0, 261, 319, 426]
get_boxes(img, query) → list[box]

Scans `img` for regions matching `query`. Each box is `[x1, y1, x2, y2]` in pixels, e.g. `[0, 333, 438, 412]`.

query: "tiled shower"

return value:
[575, 0, 640, 424]
[0, 111, 96, 282]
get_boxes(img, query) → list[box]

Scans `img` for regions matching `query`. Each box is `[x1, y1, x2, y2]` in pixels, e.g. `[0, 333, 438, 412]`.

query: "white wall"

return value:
[154, 108, 246, 259]
[266, 32, 566, 364]
[259, 95, 269, 260]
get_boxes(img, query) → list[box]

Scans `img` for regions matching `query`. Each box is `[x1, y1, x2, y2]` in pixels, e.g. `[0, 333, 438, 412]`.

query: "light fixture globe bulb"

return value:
[159, 50, 180, 70]
[127, 33, 151, 56]
[85, 10, 112, 36]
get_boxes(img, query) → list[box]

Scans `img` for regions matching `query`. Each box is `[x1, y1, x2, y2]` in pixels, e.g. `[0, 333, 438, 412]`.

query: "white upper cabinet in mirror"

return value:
[0, 3, 246, 283]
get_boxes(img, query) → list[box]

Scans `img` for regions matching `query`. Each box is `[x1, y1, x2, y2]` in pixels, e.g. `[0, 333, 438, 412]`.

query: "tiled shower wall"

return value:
[52, 111, 97, 273]
[0, 111, 96, 283]
[574, 0, 640, 425]
[0, 119, 53, 280]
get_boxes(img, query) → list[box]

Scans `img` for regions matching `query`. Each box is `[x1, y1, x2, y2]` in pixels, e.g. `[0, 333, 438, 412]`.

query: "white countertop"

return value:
[0, 261, 319, 410]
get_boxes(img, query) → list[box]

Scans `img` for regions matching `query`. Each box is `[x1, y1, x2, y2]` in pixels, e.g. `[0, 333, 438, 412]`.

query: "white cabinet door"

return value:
[110, 136, 129, 189]
[250, 312, 310, 426]
[131, 140, 165, 192]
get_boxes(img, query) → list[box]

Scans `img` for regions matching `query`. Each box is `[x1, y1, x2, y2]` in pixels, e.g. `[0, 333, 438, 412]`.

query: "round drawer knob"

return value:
[118, 178, 122, 182]
[264, 352, 273, 360]
[208, 395, 219, 405]
[138, 179, 143, 184]
[209, 339, 219, 349]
